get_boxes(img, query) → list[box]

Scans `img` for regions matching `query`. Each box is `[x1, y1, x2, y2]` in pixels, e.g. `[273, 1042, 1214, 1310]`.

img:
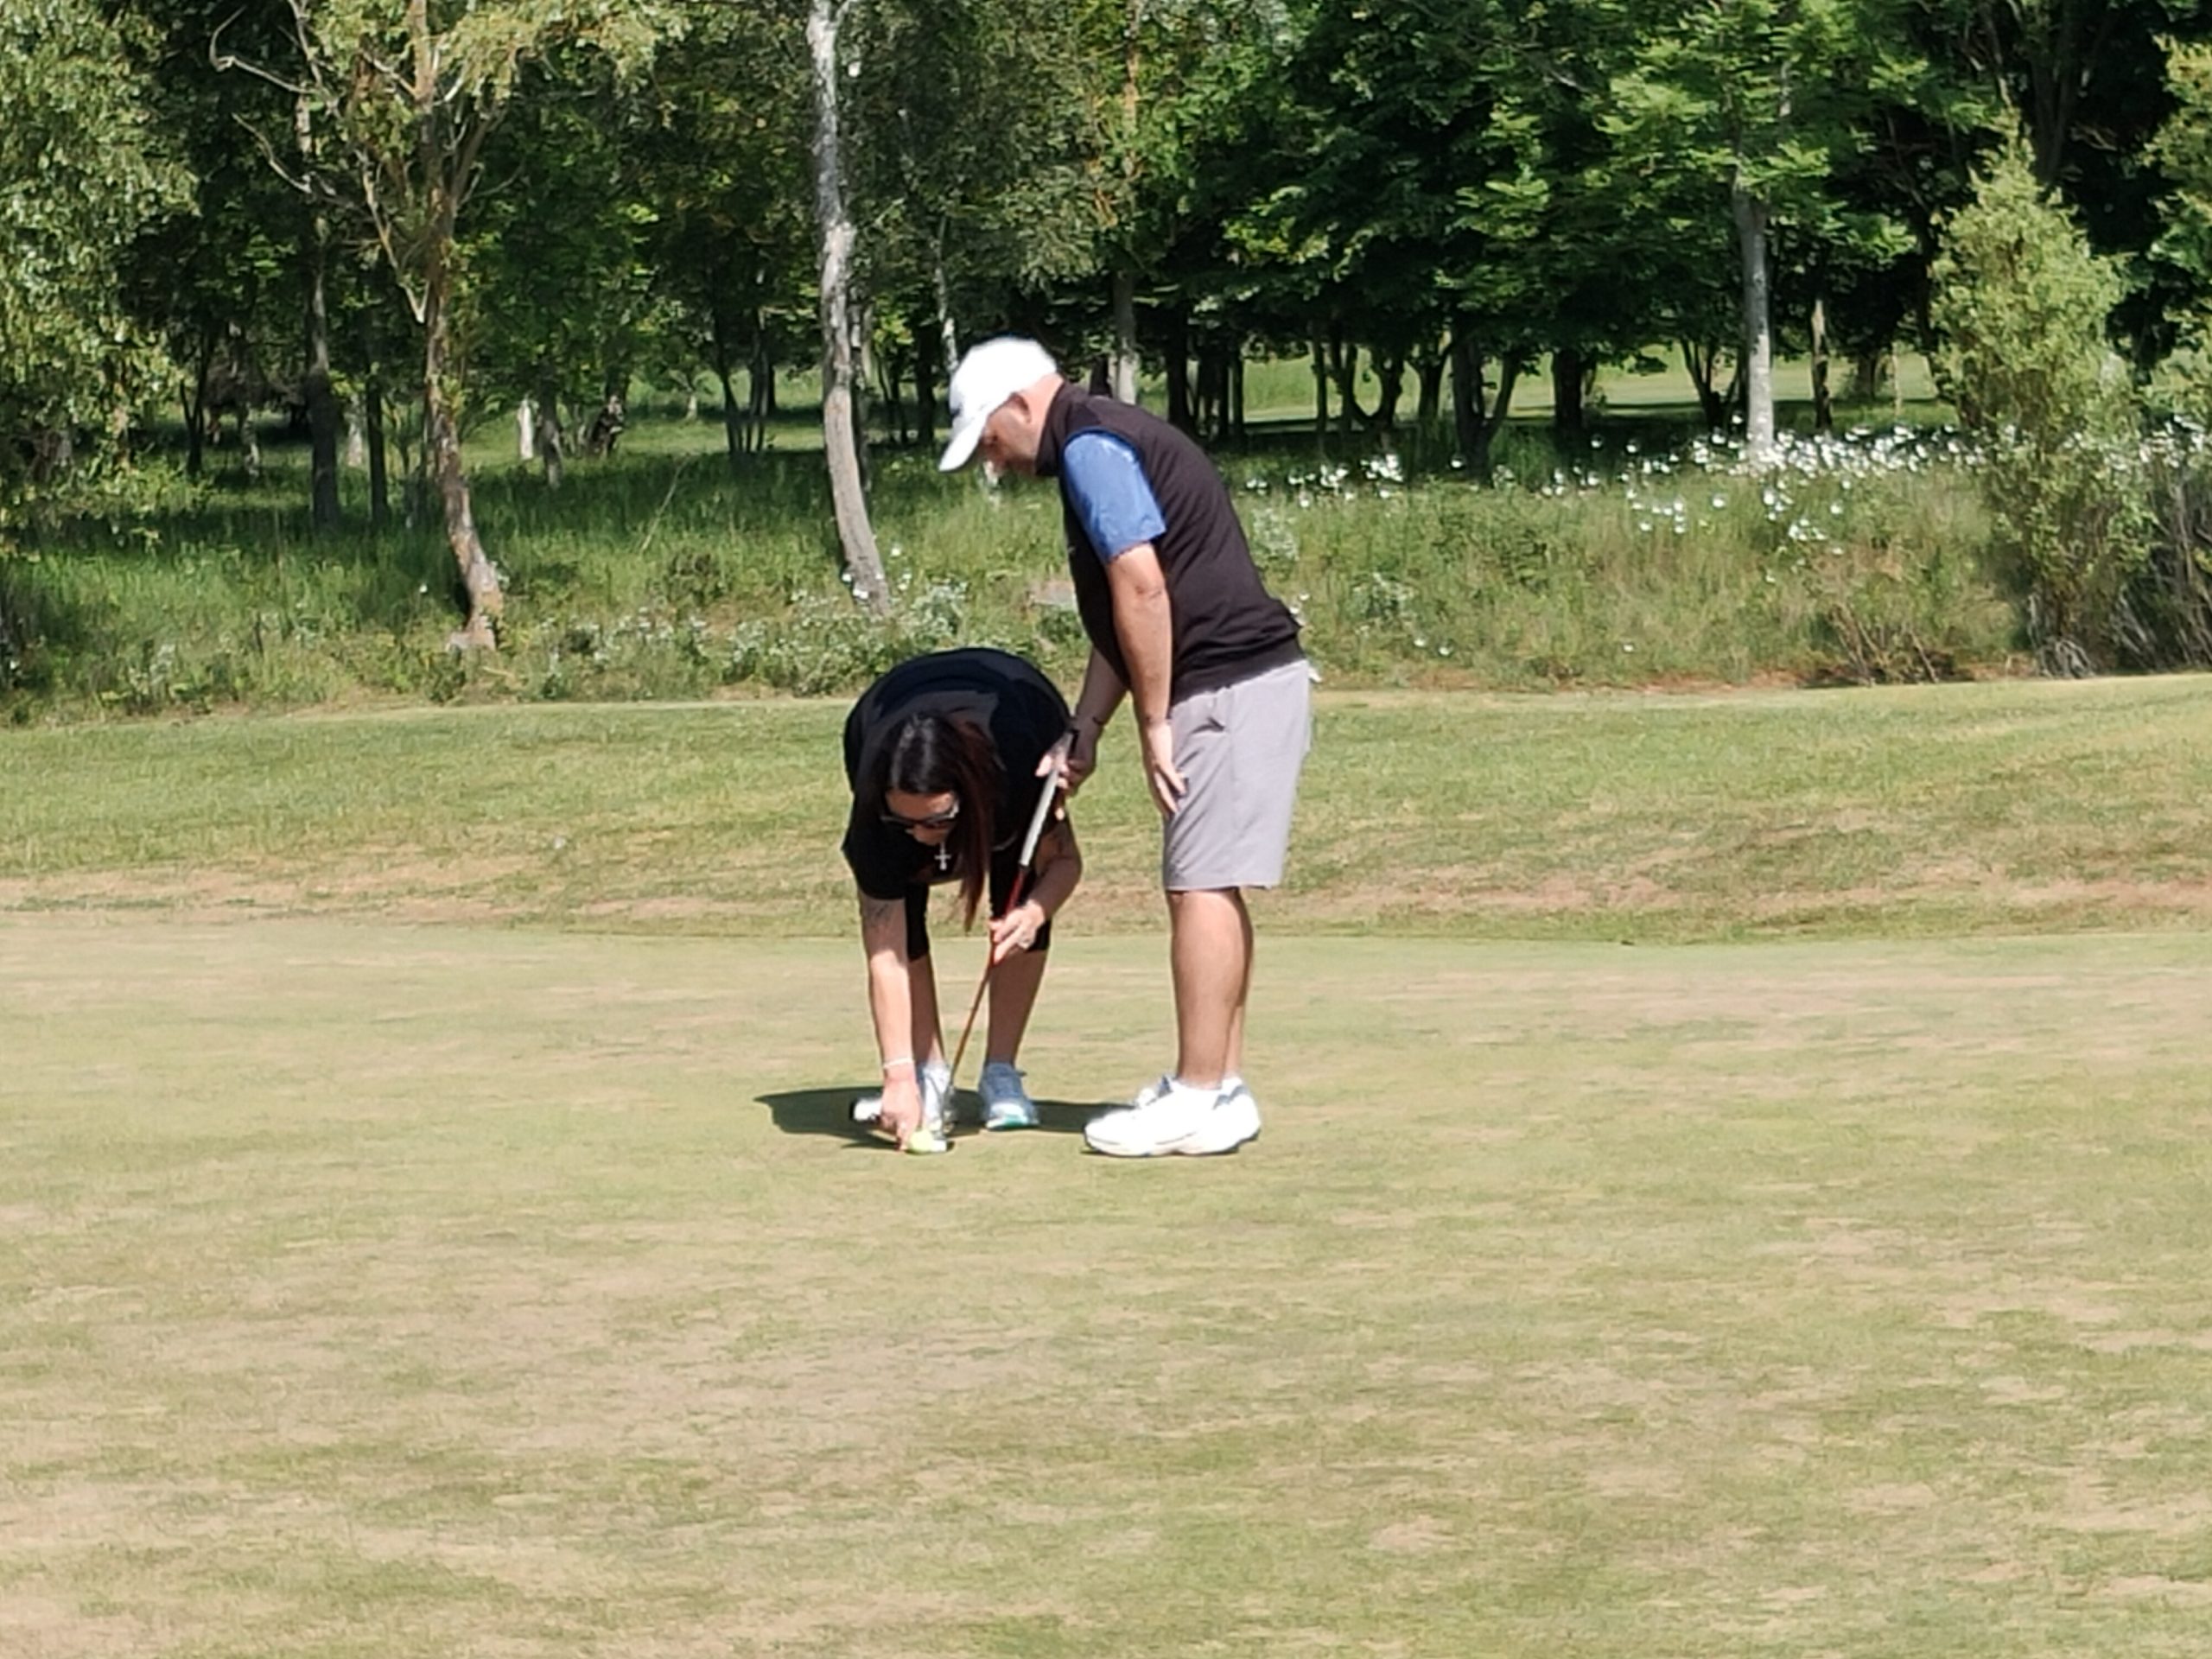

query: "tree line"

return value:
[7, 0, 2212, 653]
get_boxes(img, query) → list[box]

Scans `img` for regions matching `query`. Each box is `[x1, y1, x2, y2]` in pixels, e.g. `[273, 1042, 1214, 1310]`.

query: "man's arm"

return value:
[1065, 650, 1125, 793]
[1103, 542, 1185, 816]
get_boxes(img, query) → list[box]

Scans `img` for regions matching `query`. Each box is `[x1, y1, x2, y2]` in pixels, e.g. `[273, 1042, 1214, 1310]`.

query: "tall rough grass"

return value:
[3, 417, 2018, 721]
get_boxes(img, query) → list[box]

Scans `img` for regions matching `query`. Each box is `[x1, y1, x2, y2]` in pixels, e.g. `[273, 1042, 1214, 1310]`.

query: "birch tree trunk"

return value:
[933, 251, 959, 376]
[1810, 296, 1833, 435]
[1733, 174, 1777, 466]
[1110, 268, 1140, 403]
[296, 92, 340, 533]
[413, 2, 501, 648]
[806, 0, 890, 616]
[1109, 5, 1141, 404]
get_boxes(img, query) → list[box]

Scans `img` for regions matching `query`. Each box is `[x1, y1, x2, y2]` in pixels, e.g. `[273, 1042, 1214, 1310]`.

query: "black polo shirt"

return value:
[840, 648, 1071, 899]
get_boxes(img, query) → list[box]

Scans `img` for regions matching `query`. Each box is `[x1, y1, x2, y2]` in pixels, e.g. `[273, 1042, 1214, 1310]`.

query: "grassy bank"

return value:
[3, 398, 2017, 720]
[5, 675, 2210, 942]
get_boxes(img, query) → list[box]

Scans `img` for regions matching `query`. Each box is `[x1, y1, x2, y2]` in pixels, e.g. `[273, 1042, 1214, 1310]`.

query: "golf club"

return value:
[943, 742, 1069, 1122]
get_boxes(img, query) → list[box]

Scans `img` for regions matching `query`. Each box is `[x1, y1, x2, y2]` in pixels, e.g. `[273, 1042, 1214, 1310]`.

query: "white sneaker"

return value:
[1084, 1077, 1262, 1158]
[1128, 1071, 1244, 1111]
[979, 1061, 1039, 1130]
[852, 1062, 951, 1129]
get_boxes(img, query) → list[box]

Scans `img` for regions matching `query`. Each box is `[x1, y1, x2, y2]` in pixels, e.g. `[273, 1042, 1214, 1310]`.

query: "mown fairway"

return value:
[6, 677, 2212, 1656]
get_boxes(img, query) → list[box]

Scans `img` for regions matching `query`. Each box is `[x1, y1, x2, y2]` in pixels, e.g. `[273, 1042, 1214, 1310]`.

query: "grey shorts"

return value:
[1162, 657, 1313, 892]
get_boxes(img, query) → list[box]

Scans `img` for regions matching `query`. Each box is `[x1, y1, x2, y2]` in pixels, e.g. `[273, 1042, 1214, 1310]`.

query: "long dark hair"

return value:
[884, 711, 1001, 926]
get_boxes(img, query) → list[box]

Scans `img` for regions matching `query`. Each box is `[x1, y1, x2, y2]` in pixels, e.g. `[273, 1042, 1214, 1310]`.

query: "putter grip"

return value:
[1014, 758, 1064, 869]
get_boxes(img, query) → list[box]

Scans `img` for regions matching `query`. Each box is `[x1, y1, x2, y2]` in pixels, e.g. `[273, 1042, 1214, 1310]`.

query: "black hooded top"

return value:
[839, 647, 1071, 899]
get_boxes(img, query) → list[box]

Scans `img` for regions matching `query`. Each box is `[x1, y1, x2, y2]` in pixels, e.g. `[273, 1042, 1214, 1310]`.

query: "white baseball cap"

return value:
[938, 336, 1059, 471]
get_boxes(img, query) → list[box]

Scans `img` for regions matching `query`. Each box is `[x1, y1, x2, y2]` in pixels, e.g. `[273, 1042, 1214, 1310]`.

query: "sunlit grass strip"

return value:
[3, 675, 2210, 943]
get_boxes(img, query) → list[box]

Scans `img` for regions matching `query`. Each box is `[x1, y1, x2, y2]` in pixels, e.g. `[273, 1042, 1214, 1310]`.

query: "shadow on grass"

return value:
[756, 1085, 1097, 1145]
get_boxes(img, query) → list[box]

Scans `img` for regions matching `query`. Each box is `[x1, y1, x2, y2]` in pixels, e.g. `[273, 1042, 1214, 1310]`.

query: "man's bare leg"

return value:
[1167, 887, 1248, 1089]
[1223, 892, 1255, 1082]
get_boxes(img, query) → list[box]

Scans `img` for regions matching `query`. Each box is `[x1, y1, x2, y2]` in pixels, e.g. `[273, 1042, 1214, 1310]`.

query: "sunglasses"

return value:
[880, 798, 960, 832]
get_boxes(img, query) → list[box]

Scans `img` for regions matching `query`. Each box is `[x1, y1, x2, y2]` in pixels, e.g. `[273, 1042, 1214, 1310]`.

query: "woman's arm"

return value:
[859, 889, 927, 1147]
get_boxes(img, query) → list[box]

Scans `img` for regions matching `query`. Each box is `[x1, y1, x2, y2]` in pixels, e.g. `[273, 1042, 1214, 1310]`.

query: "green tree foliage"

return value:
[2152, 40, 2212, 353]
[1606, 0, 1923, 459]
[0, 0, 187, 537]
[634, 3, 813, 466]
[256, 0, 683, 645]
[1931, 143, 2146, 671]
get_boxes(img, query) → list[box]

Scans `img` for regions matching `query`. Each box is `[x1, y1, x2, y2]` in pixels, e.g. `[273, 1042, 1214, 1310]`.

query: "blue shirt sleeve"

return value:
[1060, 431, 1166, 562]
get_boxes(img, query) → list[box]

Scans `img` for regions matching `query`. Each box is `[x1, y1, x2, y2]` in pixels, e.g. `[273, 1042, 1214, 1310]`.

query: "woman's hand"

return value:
[877, 1074, 925, 1149]
[988, 899, 1047, 964]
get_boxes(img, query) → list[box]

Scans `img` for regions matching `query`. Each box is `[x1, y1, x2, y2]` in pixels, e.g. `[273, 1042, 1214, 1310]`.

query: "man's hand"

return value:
[1140, 717, 1185, 817]
[877, 1075, 925, 1149]
[1063, 721, 1100, 795]
[988, 899, 1047, 964]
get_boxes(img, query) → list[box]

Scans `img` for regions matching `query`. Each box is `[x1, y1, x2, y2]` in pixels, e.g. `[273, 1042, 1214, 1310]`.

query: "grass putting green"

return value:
[7, 918, 2212, 1656]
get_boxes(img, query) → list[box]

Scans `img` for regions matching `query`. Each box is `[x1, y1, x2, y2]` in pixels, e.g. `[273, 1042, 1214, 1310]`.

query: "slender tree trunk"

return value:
[534, 374, 566, 489]
[1550, 346, 1586, 439]
[425, 286, 499, 645]
[411, 19, 499, 643]
[1810, 296, 1833, 435]
[932, 245, 959, 374]
[749, 327, 772, 450]
[1329, 323, 1363, 435]
[806, 0, 890, 614]
[1733, 175, 1777, 464]
[710, 307, 745, 468]
[1229, 353, 1244, 440]
[1681, 340, 1727, 429]
[1110, 267, 1140, 404]
[914, 299, 940, 448]
[1165, 305, 1192, 433]
[1475, 359, 1520, 480]
[715, 366, 743, 467]
[364, 364, 389, 529]
[1850, 344, 1888, 404]
[1110, 3, 1141, 405]
[1449, 327, 1479, 464]
[1414, 340, 1445, 429]
[296, 92, 341, 532]
[184, 327, 213, 480]
[1373, 349, 1404, 433]
[1309, 330, 1329, 435]
[302, 222, 340, 530]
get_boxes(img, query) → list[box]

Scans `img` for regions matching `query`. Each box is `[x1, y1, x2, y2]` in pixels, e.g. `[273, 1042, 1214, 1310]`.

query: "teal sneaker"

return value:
[979, 1061, 1039, 1130]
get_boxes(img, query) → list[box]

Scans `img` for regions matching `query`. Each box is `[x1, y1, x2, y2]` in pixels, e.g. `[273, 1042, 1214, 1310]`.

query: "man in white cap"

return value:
[939, 336, 1312, 1157]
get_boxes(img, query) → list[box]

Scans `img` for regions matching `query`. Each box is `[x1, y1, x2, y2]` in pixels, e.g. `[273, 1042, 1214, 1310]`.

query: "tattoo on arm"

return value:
[859, 893, 903, 939]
